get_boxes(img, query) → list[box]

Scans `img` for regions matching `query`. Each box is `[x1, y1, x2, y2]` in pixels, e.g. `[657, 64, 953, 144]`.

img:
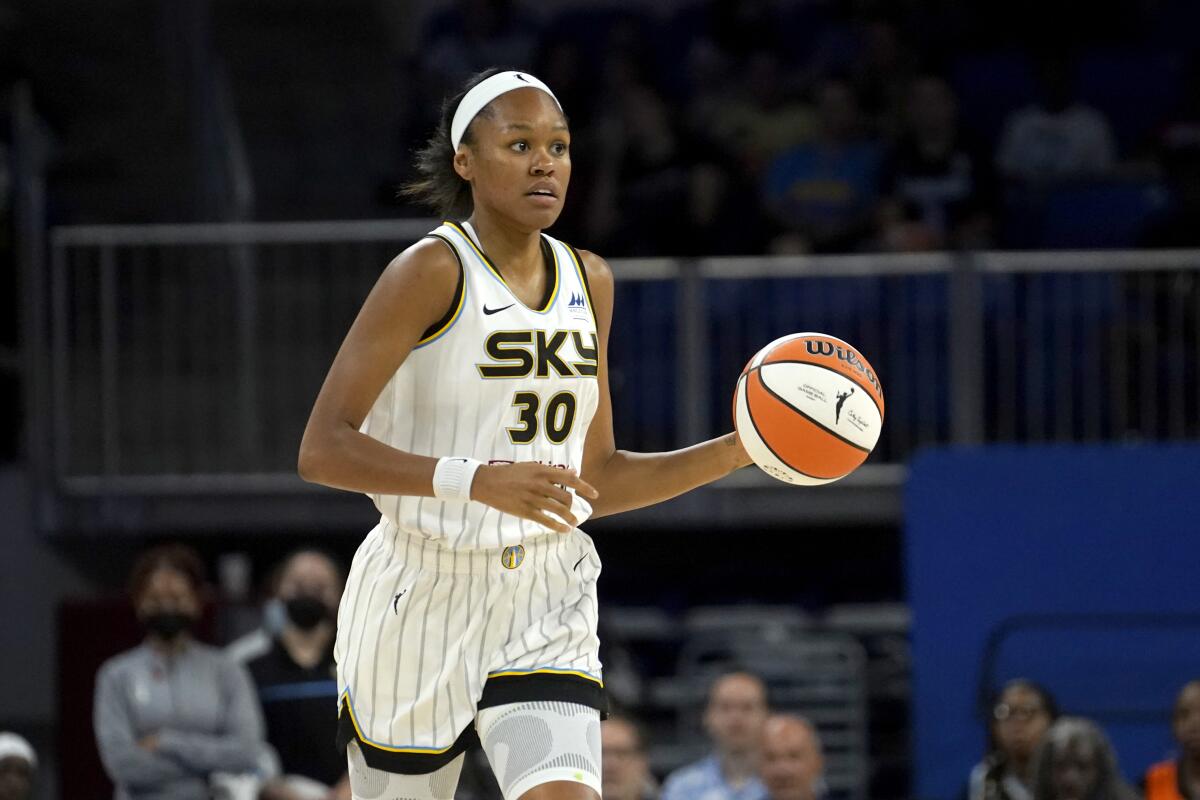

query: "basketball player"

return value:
[298, 68, 753, 800]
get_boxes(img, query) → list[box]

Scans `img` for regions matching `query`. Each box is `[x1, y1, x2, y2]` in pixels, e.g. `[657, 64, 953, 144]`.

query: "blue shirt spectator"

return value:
[662, 754, 768, 800]
[661, 672, 770, 800]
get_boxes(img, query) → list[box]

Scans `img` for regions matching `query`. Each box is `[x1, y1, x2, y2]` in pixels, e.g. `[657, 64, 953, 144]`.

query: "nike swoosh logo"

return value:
[573, 554, 587, 572]
[483, 303, 515, 315]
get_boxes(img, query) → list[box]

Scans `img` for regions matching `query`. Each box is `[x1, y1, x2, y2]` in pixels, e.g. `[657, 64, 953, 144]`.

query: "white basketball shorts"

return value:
[335, 519, 605, 774]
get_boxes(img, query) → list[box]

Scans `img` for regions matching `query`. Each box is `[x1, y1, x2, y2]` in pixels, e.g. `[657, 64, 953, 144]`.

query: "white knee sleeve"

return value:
[476, 701, 602, 800]
[346, 740, 465, 800]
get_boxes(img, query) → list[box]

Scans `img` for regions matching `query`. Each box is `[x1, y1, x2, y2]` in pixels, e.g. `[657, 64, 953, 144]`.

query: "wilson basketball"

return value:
[733, 332, 885, 485]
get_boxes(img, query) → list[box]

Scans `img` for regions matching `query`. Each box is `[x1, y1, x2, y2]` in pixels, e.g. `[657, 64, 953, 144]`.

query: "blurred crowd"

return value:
[3, 543, 1194, 800]
[4, 0, 1200, 257]
[393, 0, 1200, 256]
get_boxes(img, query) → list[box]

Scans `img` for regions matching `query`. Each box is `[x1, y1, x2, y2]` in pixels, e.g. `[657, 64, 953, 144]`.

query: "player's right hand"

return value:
[471, 463, 599, 533]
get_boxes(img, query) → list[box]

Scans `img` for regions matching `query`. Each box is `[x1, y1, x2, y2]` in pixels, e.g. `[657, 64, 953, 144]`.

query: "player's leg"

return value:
[476, 701, 602, 800]
[345, 740, 465, 800]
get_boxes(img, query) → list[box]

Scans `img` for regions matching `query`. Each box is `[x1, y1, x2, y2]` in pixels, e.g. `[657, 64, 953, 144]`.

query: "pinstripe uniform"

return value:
[335, 220, 606, 775]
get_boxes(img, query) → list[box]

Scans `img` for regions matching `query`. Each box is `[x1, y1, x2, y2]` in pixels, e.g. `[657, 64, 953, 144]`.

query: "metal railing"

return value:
[45, 221, 1200, 494]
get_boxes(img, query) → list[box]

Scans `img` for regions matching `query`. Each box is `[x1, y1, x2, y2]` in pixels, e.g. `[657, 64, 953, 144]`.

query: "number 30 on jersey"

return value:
[475, 329, 597, 447]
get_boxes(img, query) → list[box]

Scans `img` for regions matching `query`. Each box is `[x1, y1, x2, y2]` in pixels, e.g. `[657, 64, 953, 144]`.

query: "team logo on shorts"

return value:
[501, 545, 526, 570]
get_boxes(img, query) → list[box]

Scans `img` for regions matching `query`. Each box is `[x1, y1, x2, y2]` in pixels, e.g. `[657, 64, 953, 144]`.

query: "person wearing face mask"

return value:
[93, 543, 265, 800]
[246, 549, 349, 800]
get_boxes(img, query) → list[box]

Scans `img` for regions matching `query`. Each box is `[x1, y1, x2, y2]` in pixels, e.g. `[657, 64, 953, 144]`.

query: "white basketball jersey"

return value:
[360, 221, 599, 550]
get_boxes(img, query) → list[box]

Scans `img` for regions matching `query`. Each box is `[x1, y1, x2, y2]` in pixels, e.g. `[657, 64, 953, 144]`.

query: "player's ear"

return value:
[453, 147, 473, 181]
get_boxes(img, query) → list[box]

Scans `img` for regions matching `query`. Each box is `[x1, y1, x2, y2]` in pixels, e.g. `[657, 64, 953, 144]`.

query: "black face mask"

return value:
[285, 596, 329, 631]
[144, 612, 194, 641]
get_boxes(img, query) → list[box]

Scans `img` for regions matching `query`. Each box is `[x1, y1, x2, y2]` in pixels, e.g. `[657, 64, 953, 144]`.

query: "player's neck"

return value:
[467, 211, 543, 280]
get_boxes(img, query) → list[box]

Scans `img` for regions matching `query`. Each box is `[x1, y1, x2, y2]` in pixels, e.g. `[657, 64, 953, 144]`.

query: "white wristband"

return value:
[433, 457, 483, 501]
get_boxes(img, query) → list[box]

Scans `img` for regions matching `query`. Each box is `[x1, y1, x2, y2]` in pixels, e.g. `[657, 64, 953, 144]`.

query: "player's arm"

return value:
[579, 250, 753, 519]
[297, 239, 595, 532]
[298, 238, 461, 495]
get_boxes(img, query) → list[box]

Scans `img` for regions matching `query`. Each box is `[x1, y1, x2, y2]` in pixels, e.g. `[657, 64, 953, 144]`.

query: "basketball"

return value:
[733, 332, 885, 485]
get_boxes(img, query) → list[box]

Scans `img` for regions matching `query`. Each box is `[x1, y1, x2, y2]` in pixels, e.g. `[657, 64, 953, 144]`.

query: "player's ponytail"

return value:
[403, 68, 505, 219]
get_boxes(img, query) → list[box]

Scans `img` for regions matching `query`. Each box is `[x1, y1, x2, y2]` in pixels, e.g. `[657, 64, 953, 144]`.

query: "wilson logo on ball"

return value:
[805, 340, 882, 394]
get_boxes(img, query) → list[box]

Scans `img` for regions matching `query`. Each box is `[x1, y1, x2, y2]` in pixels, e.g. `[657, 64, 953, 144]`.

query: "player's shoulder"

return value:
[570, 247, 614, 295]
[388, 234, 463, 282]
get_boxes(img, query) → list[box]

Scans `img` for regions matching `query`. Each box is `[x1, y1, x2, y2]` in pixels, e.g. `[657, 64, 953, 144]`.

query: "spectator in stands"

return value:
[969, 679, 1060, 800]
[761, 714, 826, 800]
[0, 732, 36, 800]
[1031, 717, 1138, 800]
[690, 50, 815, 175]
[996, 56, 1117, 183]
[225, 562, 287, 666]
[849, 18, 919, 140]
[93, 543, 265, 800]
[880, 74, 993, 251]
[763, 76, 884, 253]
[584, 46, 695, 256]
[602, 714, 658, 800]
[1144, 679, 1200, 800]
[246, 549, 348, 800]
[661, 671, 770, 800]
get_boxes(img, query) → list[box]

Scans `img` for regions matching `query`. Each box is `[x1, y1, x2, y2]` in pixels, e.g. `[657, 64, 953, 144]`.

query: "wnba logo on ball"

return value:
[501, 545, 525, 569]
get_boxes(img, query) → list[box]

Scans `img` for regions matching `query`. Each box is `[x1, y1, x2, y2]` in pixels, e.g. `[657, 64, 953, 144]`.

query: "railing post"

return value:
[676, 259, 710, 446]
[99, 246, 121, 474]
[949, 252, 985, 444]
[232, 252, 259, 468]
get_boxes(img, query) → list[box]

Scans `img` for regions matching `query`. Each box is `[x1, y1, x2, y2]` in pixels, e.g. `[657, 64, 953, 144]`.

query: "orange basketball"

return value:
[733, 332, 885, 485]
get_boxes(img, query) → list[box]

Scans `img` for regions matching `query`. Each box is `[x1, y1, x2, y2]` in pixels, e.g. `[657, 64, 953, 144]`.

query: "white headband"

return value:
[450, 71, 562, 150]
[0, 732, 36, 768]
